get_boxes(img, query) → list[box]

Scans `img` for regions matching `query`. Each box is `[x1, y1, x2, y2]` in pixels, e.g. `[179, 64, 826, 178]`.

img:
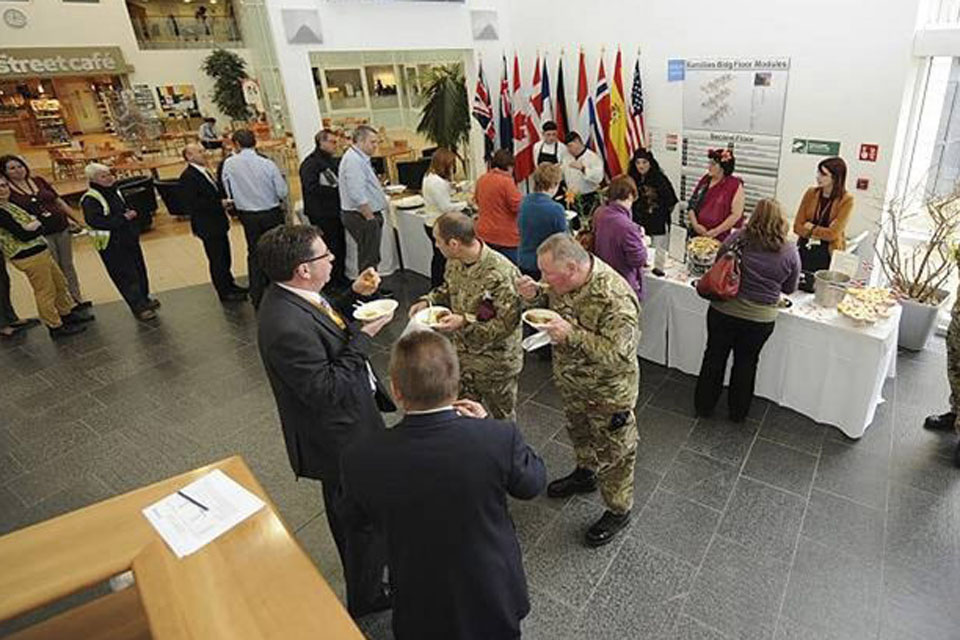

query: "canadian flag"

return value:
[512, 53, 539, 183]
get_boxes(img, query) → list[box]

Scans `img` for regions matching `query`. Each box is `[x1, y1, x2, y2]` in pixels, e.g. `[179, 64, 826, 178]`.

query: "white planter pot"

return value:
[898, 292, 948, 351]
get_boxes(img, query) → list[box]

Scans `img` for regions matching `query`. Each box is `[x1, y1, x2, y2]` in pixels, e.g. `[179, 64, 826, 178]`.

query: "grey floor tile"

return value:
[509, 497, 560, 551]
[669, 615, 732, 640]
[775, 616, 877, 640]
[521, 589, 581, 640]
[759, 406, 826, 455]
[525, 498, 622, 609]
[530, 378, 565, 411]
[684, 416, 759, 466]
[295, 513, 346, 603]
[12, 474, 115, 533]
[780, 537, 882, 638]
[634, 489, 721, 565]
[814, 440, 889, 510]
[826, 403, 893, 457]
[516, 400, 565, 451]
[582, 464, 661, 515]
[717, 477, 806, 562]
[881, 555, 960, 640]
[685, 536, 790, 640]
[885, 482, 960, 579]
[0, 485, 27, 535]
[574, 537, 693, 639]
[648, 379, 698, 418]
[660, 448, 739, 511]
[801, 490, 884, 562]
[636, 406, 698, 474]
[535, 439, 578, 510]
[889, 442, 960, 498]
[0, 450, 24, 485]
[7, 419, 99, 470]
[742, 439, 817, 497]
[895, 355, 950, 411]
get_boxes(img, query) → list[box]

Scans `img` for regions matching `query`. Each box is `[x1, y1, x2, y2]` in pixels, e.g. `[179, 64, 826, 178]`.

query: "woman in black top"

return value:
[627, 148, 678, 254]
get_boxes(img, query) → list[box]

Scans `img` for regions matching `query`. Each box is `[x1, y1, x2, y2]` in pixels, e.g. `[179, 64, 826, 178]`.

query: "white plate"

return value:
[565, 210, 578, 220]
[522, 308, 561, 330]
[353, 298, 398, 322]
[385, 184, 406, 195]
[413, 305, 452, 327]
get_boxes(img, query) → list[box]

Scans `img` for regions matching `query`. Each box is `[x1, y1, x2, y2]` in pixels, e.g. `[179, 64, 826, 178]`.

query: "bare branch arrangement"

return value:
[877, 182, 960, 305]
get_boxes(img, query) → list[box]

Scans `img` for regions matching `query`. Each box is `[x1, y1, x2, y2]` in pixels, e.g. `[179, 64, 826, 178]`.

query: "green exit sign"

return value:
[792, 138, 841, 156]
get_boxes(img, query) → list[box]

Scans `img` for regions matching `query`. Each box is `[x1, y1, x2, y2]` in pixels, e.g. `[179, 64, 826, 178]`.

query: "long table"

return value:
[639, 259, 899, 438]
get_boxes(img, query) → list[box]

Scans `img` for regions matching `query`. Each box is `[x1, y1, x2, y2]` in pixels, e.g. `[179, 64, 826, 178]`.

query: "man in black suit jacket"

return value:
[341, 330, 546, 640]
[256, 224, 396, 617]
[179, 144, 246, 302]
[299, 129, 349, 290]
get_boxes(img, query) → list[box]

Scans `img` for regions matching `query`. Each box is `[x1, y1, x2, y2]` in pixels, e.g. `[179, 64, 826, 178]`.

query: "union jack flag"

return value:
[472, 61, 495, 160]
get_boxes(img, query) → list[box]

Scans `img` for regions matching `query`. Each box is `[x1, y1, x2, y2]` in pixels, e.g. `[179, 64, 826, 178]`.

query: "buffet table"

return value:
[639, 258, 899, 439]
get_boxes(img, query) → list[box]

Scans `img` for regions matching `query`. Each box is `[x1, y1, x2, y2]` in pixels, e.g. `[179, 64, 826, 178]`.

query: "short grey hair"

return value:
[537, 232, 590, 265]
[84, 163, 111, 180]
[352, 124, 378, 143]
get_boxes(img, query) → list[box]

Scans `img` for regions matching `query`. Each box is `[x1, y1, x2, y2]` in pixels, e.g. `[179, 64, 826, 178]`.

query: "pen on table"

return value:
[178, 490, 209, 512]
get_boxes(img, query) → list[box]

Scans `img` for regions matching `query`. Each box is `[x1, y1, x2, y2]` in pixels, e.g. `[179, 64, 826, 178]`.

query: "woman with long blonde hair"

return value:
[694, 198, 801, 422]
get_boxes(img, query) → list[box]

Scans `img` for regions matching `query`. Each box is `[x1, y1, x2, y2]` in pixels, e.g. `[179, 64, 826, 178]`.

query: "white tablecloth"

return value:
[638, 260, 899, 438]
[391, 204, 434, 279]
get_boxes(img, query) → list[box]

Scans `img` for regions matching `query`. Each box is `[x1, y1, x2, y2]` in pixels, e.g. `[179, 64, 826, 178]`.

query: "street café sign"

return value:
[0, 47, 134, 79]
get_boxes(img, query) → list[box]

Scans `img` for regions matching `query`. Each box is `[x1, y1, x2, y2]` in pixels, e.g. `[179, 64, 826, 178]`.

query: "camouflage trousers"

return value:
[460, 369, 520, 421]
[564, 407, 639, 514]
[947, 311, 960, 433]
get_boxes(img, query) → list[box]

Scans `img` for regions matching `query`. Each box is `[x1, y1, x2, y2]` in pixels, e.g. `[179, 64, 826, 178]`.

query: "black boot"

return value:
[49, 323, 86, 338]
[62, 310, 95, 325]
[924, 412, 956, 432]
[546, 467, 597, 498]
[585, 510, 631, 548]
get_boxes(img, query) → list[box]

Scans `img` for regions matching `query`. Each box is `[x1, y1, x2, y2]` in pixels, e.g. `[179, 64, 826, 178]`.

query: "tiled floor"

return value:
[1, 273, 959, 639]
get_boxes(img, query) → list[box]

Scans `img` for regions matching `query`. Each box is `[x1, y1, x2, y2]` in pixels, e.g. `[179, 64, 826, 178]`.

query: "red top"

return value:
[7, 175, 69, 235]
[693, 174, 743, 241]
[474, 169, 522, 248]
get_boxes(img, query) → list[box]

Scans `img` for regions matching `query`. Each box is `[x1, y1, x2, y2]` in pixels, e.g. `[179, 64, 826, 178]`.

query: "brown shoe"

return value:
[135, 308, 158, 321]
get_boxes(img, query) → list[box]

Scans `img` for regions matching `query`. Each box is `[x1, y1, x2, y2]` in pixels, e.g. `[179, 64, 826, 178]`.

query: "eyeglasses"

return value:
[302, 252, 332, 265]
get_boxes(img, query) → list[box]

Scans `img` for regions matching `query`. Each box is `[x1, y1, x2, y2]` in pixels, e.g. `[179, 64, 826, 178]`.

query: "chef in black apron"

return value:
[533, 121, 567, 203]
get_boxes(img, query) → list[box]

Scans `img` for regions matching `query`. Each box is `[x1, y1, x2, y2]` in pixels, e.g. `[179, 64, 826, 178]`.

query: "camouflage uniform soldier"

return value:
[517, 233, 641, 547]
[924, 281, 960, 468]
[409, 212, 523, 420]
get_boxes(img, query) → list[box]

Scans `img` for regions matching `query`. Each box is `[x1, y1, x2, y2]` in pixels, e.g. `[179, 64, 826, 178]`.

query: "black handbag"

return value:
[797, 197, 833, 272]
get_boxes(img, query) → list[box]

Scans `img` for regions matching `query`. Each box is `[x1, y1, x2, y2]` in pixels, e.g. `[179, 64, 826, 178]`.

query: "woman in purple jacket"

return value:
[593, 175, 647, 300]
[694, 198, 801, 422]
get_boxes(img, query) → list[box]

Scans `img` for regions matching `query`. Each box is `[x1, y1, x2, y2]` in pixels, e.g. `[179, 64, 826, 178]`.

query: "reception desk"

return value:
[0, 456, 362, 639]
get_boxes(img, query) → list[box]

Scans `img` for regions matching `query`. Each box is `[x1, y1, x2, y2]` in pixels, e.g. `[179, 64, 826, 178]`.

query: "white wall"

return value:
[506, 0, 922, 236]
[0, 0, 253, 124]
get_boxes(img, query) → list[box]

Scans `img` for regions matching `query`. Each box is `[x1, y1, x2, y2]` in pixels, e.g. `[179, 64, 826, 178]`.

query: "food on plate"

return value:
[846, 286, 896, 307]
[522, 309, 561, 328]
[687, 236, 721, 260]
[353, 298, 398, 321]
[837, 295, 879, 324]
[426, 308, 451, 324]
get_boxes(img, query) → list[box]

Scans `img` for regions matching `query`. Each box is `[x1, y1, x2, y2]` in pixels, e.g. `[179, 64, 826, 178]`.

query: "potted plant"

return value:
[416, 63, 470, 172]
[877, 183, 960, 350]
[201, 49, 252, 124]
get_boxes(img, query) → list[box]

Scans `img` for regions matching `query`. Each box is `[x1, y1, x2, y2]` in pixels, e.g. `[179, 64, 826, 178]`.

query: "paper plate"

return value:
[413, 305, 452, 328]
[353, 298, 398, 321]
[522, 308, 561, 330]
[385, 184, 406, 195]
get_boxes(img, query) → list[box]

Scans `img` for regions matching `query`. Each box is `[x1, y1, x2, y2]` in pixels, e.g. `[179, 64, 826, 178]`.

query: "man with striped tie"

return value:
[256, 224, 396, 619]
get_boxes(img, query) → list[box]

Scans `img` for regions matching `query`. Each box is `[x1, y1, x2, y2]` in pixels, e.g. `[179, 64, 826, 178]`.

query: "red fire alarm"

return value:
[856, 178, 869, 190]
[859, 144, 879, 162]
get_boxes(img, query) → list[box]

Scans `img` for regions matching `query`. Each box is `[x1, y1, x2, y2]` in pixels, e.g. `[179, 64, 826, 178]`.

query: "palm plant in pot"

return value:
[416, 63, 470, 174]
[877, 182, 960, 350]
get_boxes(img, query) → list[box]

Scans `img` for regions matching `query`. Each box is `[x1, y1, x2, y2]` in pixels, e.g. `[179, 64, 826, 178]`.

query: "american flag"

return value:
[472, 61, 495, 160]
[627, 56, 647, 152]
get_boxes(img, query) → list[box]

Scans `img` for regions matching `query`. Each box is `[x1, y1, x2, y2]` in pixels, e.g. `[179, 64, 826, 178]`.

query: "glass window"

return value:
[365, 65, 400, 110]
[324, 68, 366, 111]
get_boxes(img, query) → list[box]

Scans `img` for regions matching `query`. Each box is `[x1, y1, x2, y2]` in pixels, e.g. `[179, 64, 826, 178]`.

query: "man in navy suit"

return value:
[341, 330, 546, 640]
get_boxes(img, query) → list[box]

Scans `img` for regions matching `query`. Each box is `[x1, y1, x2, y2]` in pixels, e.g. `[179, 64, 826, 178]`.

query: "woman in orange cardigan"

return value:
[793, 157, 854, 272]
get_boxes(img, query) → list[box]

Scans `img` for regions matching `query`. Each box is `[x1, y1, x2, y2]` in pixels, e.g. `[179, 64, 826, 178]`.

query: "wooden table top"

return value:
[50, 179, 88, 198]
[0, 456, 362, 639]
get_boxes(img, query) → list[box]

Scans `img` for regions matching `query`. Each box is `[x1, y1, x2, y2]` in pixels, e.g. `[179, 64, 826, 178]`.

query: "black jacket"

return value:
[299, 147, 340, 224]
[178, 164, 229, 239]
[630, 170, 678, 236]
[257, 284, 395, 482]
[80, 183, 140, 247]
[341, 409, 546, 640]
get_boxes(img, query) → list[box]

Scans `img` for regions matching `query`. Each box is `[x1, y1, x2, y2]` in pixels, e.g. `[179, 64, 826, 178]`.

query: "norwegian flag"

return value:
[576, 50, 592, 147]
[472, 61, 495, 161]
[498, 55, 513, 152]
[530, 53, 543, 123]
[594, 56, 611, 173]
[512, 53, 539, 183]
[626, 56, 647, 152]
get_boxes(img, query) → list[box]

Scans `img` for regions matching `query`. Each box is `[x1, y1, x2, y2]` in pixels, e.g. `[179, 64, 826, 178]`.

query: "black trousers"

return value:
[308, 213, 347, 288]
[695, 306, 775, 421]
[0, 254, 19, 327]
[321, 480, 387, 617]
[99, 238, 150, 313]
[422, 224, 446, 288]
[199, 233, 237, 296]
[237, 208, 284, 308]
[341, 210, 383, 273]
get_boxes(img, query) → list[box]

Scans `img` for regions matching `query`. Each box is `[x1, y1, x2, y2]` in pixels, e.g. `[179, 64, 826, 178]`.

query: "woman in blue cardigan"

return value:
[517, 163, 568, 279]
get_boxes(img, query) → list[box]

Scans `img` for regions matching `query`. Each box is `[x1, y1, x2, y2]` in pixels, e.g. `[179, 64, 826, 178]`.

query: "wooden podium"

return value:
[0, 456, 363, 639]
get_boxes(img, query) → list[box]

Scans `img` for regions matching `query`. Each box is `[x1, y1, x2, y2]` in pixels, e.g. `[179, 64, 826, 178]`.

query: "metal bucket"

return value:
[813, 270, 851, 307]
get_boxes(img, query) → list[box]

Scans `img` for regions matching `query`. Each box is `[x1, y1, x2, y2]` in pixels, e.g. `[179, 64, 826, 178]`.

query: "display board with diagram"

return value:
[680, 58, 790, 213]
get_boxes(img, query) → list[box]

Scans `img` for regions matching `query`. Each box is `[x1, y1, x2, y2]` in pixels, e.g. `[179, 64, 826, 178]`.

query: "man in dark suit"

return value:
[341, 330, 546, 640]
[179, 144, 246, 302]
[256, 223, 395, 618]
[300, 129, 349, 290]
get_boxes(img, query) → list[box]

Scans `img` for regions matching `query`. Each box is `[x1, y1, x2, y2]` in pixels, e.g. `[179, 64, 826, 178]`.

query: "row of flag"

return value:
[472, 49, 647, 184]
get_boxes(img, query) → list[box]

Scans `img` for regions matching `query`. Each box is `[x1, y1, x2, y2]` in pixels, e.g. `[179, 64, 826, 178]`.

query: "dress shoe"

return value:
[74, 301, 93, 310]
[585, 510, 631, 548]
[145, 298, 161, 311]
[62, 311, 95, 325]
[49, 323, 86, 338]
[229, 284, 249, 294]
[135, 308, 158, 321]
[219, 291, 248, 302]
[546, 467, 597, 499]
[924, 412, 957, 432]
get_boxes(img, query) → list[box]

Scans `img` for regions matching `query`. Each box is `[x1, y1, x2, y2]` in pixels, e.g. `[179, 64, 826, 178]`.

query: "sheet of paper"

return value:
[142, 469, 265, 559]
[669, 225, 688, 263]
[829, 250, 860, 278]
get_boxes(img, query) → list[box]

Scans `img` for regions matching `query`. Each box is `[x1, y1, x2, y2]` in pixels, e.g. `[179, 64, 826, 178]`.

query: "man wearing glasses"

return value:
[256, 224, 396, 618]
[338, 125, 389, 285]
